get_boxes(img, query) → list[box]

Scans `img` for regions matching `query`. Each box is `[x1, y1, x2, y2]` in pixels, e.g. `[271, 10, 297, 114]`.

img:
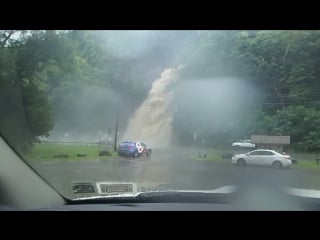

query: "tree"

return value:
[175, 30, 320, 150]
[0, 30, 80, 152]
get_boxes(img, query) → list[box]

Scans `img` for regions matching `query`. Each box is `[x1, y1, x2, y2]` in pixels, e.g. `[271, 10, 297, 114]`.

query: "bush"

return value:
[99, 150, 112, 156]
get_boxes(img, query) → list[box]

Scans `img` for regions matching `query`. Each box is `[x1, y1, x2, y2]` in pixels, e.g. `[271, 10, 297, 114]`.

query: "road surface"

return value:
[29, 148, 317, 199]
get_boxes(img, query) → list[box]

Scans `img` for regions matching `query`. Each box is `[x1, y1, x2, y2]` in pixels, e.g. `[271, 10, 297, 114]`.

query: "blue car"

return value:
[118, 141, 151, 158]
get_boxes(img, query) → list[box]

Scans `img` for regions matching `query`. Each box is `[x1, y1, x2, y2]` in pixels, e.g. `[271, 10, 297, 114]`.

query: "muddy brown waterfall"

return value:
[123, 66, 183, 148]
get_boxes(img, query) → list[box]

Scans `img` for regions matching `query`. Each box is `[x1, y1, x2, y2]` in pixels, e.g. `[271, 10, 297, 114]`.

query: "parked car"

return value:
[231, 149, 292, 169]
[118, 141, 151, 158]
[232, 139, 255, 148]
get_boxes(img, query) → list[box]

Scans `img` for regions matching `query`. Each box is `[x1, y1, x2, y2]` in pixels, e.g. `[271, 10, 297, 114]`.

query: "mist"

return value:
[48, 85, 134, 142]
[92, 30, 199, 60]
[47, 30, 261, 147]
[171, 77, 260, 147]
[47, 31, 202, 143]
[92, 30, 159, 58]
[91, 30, 200, 84]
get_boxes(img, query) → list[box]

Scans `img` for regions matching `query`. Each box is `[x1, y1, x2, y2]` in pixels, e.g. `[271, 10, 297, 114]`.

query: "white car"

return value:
[232, 140, 255, 148]
[231, 149, 292, 169]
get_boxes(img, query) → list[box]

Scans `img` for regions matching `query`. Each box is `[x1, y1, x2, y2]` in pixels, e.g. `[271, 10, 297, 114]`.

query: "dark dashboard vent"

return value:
[72, 183, 96, 194]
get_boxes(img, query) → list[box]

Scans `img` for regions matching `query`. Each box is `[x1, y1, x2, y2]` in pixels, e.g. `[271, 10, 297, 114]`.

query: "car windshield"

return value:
[1, 30, 320, 207]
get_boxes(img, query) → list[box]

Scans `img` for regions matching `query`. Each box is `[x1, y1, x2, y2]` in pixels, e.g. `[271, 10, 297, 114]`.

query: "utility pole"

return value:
[98, 130, 102, 152]
[114, 114, 119, 152]
[193, 131, 197, 146]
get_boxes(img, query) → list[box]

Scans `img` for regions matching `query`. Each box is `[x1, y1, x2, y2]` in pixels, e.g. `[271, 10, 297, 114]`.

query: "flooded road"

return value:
[29, 148, 317, 200]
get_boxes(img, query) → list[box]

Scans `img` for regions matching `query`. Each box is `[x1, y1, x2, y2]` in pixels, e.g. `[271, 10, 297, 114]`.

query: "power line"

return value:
[137, 99, 320, 109]
[264, 94, 320, 99]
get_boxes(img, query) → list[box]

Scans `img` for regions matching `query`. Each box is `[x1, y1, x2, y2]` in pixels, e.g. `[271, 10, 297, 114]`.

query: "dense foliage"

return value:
[1, 30, 320, 152]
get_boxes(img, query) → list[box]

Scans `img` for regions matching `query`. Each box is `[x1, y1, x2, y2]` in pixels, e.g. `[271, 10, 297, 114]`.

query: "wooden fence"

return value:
[40, 140, 114, 146]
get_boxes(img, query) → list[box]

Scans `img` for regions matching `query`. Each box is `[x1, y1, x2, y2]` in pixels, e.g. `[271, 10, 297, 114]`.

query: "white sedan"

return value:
[232, 140, 255, 148]
[231, 149, 292, 169]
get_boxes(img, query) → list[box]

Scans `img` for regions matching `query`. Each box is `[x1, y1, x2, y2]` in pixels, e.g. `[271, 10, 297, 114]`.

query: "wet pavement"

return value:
[28, 148, 319, 199]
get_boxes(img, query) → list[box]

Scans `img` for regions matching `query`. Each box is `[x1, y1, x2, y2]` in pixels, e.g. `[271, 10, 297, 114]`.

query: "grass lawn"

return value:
[193, 148, 232, 163]
[284, 151, 320, 170]
[23, 143, 118, 161]
[291, 159, 320, 170]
